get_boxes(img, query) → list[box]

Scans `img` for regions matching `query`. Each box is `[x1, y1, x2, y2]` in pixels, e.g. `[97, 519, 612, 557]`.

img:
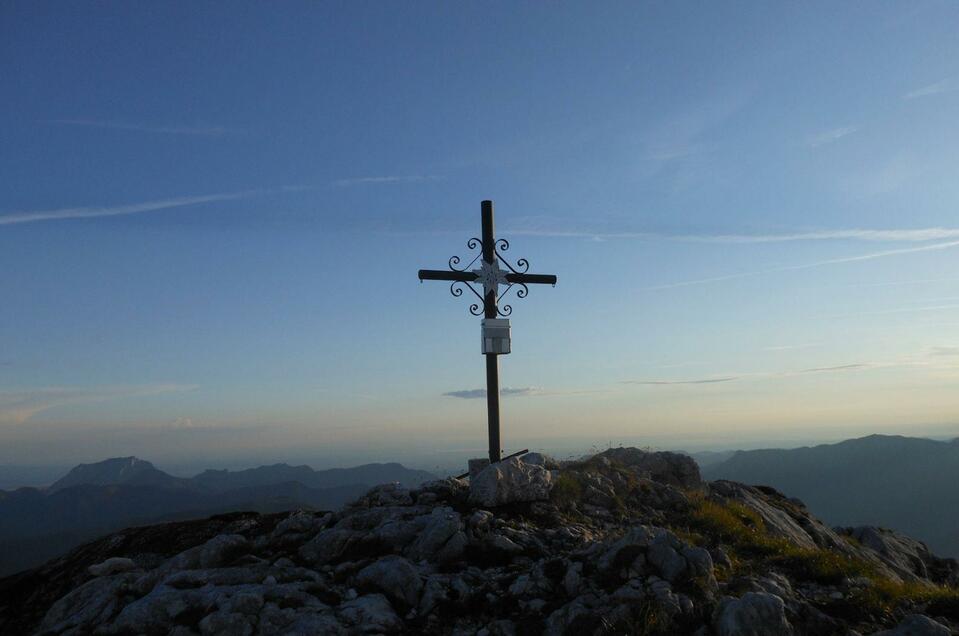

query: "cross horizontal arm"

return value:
[505, 273, 557, 285]
[418, 269, 479, 282]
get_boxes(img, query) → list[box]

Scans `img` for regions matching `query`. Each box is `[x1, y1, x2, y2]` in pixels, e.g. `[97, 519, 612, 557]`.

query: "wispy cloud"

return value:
[510, 227, 959, 244]
[851, 277, 959, 288]
[800, 239, 959, 266]
[623, 362, 877, 387]
[836, 303, 959, 318]
[332, 175, 442, 187]
[904, 77, 959, 100]
[635, 88, 750, 174]
[647, 238, 959, 291]
[929, 346, 959, 357]
[806, 126, 858, 148]
[444, 387, 542, 399]
[0, 189, 277, 226]
[799, 364, 867, 373]
[46, 119, 237, 136]
[169, 416, 196, 429]
[442, 386, 603, 399]
[639, 144, 708, 164]
[623, 377, 739, 386]
[764, 343, 819, 352]
[0, 384, 196, 425]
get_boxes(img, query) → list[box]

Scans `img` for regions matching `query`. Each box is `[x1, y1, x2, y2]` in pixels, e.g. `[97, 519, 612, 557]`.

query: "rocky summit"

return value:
[2, 448, 958, 636]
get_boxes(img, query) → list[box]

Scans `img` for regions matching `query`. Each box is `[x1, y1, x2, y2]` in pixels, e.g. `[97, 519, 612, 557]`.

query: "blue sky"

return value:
[3, 2, 959, 471]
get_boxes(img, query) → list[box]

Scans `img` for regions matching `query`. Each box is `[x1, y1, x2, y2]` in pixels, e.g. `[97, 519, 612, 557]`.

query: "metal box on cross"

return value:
[481, 318, 511, 355]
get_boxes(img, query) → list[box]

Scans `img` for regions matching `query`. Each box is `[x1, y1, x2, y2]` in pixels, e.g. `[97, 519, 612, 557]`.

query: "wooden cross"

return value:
[418, 200, 557, 463]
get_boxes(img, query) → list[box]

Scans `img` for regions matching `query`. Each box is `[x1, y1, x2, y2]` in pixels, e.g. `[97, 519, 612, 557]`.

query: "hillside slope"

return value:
[2, 448, 958, 635]
[703, 434, 959, 558]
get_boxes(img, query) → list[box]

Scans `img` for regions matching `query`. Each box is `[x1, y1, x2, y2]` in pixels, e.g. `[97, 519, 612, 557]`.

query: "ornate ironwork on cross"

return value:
[418, 200, 557, 463]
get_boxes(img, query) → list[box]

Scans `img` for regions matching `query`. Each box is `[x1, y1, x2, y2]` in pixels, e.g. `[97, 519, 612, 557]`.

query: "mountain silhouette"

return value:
[0, 457, 437, 576]
[48, 457, 186, 493]
[702, 434, 959, 557]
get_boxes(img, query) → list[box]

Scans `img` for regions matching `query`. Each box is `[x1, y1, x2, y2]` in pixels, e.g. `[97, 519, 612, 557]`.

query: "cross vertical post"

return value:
[417, 200, 557, 469]
[481, 201, 502, 463]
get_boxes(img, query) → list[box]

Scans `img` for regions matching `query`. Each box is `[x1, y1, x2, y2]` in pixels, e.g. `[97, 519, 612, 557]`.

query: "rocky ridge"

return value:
[2, 448, 958, 635]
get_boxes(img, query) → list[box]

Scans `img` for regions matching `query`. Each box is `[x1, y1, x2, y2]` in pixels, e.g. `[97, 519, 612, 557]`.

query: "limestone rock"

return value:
[843, 526, 959, 585]
[88, 557, 137, 577]
[354, 555, 423, 608]
[11, 445, 959, 636]
[339, 593, 403, 633]
[271, 511, 330, 541]
[595, 447, 702, 488]
[711, 481, 849, 553]
[166, 533, 250, 572]
[299, 528, 356, 565]
[39, 574, 135, 634]
[714, 592, 793, 636]
[469, 458, 491, 479]
[405, 506, 464, 562]
[417, 476, 469, 504]
[648, 540, 687, 582]
[353, 482, 413, 508]
[521, 452, 559, 469]
[871, 614, 952, 635]
[468, 456, 553, 507]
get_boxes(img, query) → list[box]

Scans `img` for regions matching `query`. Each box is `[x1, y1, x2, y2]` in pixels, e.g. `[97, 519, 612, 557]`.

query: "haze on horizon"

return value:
[3, 3, 959, 473]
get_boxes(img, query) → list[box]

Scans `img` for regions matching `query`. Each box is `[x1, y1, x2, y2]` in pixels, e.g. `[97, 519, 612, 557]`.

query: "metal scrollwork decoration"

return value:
[490, 239, 531, 317]
[449, 280, 486, 316]
[418, 202, 556, 328]
[440, 236, 541, 317]
[448, 238, 483, 272]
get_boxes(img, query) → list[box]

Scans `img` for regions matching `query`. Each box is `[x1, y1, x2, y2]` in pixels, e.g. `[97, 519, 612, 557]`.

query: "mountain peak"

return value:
[48, 457, 175, 493]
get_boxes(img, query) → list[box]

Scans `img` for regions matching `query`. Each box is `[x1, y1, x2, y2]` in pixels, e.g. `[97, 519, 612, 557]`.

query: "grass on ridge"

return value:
[684, 494, 959, 619]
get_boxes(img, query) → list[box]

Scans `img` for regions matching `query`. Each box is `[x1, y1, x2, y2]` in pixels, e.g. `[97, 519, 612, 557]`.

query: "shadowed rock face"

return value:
[839, 526, 959, 587]
[1, 446, 957, 636]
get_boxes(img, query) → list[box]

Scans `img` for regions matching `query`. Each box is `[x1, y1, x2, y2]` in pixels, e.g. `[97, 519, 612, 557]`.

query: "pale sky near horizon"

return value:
[3, 2, 959, 471]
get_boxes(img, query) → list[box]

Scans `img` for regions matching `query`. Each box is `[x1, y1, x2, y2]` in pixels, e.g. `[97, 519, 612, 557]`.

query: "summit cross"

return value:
[418, 200, 557, 463]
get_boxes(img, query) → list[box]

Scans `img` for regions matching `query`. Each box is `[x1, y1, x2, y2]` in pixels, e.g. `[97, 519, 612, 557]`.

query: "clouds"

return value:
[928, 346, 959, 357]
[0, 190, 265, 226]
[332, 175, 442, 187]
[636, 88, 751, 173]
[443, 387, 541, 399]
[806, 126, 859, 148]
[798, 364, 867, 373]
[46, 119, 237, 136]
[647, 238, 959, 291]
[510, 227, 959, 244]
[622, 362, 880, 388]
[0, 174, 444, 227]
[168, 416, 196, 429]
[623, 377, 739, 386]
[0, 384, 196, 425]
[763, 343, 819, 352]
[903, 77, 959, 100]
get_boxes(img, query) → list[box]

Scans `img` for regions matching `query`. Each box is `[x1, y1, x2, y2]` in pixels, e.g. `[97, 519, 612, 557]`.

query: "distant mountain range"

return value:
[0, 457, 436, 576]
[702, 434, 959, 558]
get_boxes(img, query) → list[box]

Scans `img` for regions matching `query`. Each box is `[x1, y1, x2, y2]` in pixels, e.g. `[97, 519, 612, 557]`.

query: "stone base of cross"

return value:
[418, 200, 557, 463]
